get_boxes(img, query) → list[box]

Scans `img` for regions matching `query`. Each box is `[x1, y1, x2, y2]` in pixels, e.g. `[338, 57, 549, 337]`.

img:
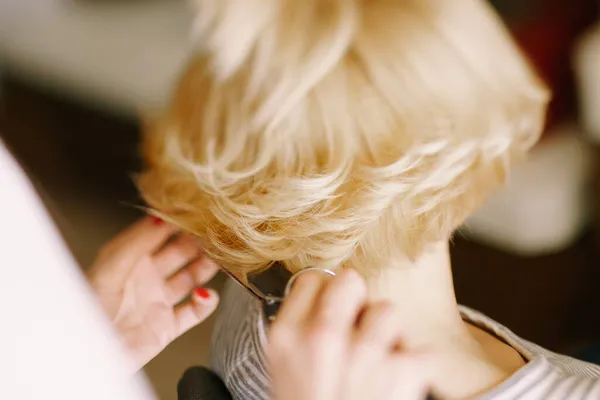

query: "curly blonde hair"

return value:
[139, 0, 549, 277]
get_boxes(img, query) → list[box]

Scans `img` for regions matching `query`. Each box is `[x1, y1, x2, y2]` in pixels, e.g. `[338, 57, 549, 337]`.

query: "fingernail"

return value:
[194, 288, 211, 299]
[151, 217, 164, 226]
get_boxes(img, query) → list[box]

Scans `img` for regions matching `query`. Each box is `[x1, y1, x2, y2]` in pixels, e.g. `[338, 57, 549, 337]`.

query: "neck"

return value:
[366, 241, 467, 349]
[365, 241, 525, 399]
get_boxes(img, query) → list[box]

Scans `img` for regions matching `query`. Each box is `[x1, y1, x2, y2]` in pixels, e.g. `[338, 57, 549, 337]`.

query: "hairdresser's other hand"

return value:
[268, 269, 432, 400]
[87, 217, 219, 371]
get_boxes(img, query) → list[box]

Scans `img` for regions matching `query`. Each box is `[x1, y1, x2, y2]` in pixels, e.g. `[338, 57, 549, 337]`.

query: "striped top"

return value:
[211, 281, 600, 400]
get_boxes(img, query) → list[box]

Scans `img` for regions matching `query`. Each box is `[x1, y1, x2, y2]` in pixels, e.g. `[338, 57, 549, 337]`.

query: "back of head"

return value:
[139, 0, 549, 277]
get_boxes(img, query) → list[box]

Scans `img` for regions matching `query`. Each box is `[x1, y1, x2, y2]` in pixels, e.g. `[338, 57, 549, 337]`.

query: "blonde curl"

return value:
[139, 0, 549, 277]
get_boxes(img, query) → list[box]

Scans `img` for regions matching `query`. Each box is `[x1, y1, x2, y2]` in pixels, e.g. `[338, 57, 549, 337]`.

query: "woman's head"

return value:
[139, 0, 549, 277]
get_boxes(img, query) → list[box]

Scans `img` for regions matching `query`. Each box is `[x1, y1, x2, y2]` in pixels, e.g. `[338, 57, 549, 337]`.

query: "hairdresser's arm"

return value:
[268, 270, 432, 400]
[87, 217, 220, 371]
[1, 142, 156, 399]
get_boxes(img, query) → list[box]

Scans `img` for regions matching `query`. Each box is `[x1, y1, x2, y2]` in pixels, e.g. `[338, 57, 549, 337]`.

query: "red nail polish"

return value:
[151, 217, 164, 225]
[194, 288, 211, 299]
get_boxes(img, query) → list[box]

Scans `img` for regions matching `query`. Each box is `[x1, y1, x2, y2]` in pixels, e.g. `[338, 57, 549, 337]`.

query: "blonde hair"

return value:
[139, 0, 549, 277]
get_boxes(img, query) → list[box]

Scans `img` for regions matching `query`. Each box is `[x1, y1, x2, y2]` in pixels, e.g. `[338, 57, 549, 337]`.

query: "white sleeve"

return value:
[0, 141, 156, 400]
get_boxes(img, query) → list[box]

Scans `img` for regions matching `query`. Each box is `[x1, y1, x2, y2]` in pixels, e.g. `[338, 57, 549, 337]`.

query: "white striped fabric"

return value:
[211, 281, 600, 400]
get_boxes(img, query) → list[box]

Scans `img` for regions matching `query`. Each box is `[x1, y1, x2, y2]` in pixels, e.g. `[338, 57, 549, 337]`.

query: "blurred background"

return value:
[3, 1, 600, 399]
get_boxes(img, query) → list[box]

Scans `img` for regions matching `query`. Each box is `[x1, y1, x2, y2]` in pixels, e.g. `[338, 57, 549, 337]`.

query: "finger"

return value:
[275, 271, 327, 328]
[354, 301, 401, 352]
[165, 268, 195, 305]
[165, 258, 219, 305]
[311, 269, 367, 333]
[174, 288, 219, 336]
[187, 256, 220, 283]
[387, 355, 433, 400]
[103, 217, 179, 261]
[153, 234, 202, 277]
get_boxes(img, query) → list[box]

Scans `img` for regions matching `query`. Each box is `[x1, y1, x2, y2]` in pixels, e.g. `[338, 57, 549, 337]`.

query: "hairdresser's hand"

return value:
[268, 270, 432, 400]
[87, 217, 219, 371]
